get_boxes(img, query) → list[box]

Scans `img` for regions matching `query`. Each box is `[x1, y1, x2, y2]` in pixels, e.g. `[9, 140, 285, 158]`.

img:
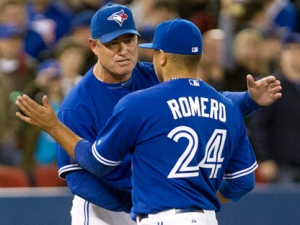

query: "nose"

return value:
[118, 41, 128, 54]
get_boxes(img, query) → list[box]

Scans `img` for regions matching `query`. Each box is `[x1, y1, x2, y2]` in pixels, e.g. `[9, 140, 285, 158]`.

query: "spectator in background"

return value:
[199, 28, 225, 91]
[0, 22, 37, 169]
[241, 0, 273, 33]
[218, 0, 246, 71]
[56, 0, 103, 14]
[34, 59, 64, 165]
[181, 0, 217, 34]
[248, 33, 300, 183]
[26, 0, 72, 61]
[132, 0, 179, 41]
[260, 27, 285, 74]
[130, 0, 179, 61]
[291, 0, 300, 33]
[69, 10, 97, 74]
[129, 0, 155, 31]
[222, 28, 268, 92]
[0, 69, 19, 166]
[54, 36, 85, 95]
[0, 23, 37, 92]
[218, 0, 273, 71]
[20, 59, 63, 178]
[0, 0, 47, 63]
[239, 0, 289, 77]
[267, 0, 298, 35]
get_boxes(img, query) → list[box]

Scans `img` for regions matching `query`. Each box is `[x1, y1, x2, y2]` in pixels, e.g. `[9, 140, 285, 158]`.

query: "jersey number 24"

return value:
[167, 126, 226, 179]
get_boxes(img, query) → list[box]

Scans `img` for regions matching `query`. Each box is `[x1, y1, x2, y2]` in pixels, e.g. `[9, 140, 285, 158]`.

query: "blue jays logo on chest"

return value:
[107, 10, 128, 26]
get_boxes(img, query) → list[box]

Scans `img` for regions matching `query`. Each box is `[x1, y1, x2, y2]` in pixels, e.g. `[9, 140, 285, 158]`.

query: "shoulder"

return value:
[119, 82, 168, 108]
[202, 81, 233, 103]
[60, 68, 99, 109]
[201, 81, 243, 116]
[130, 62, 159, 87]
[133, 62, 155, 77]
[135, 61, 154, 70]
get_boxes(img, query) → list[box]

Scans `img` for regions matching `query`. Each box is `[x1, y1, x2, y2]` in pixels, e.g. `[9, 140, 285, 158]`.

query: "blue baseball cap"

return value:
[283, 32, 300, 45]
[139, 18, 203, 55]
[0, 23, 25, 39]
[91, 3, 140, 43]
[71, 10, 95, 29]
[36, 59, 61, 79]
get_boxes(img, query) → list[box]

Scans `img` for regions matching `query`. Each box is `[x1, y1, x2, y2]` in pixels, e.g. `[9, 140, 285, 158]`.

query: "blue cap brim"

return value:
[98, 29, 141, 43]
[139, 43, 154, 49]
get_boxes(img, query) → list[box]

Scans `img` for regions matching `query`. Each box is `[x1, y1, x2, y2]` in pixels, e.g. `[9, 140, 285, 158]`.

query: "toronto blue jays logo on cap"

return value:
[107, 9, 128, 26]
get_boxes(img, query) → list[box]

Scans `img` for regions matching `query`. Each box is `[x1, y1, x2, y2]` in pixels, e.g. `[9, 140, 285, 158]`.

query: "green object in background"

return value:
[9, 91, 23, 103]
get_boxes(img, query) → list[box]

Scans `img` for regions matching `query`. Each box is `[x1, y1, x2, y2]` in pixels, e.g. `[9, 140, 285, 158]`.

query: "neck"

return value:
[163, 69, 199, 82]
[93, 63, 131, 83]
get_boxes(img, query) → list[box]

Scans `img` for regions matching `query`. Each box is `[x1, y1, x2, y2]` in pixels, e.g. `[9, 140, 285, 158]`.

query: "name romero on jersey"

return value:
[167, 97, 226, 122]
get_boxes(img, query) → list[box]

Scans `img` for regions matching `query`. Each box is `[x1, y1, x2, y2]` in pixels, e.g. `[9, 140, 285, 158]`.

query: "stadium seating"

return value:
[33, 164, 66, 187]
[0, 165, 31, 187]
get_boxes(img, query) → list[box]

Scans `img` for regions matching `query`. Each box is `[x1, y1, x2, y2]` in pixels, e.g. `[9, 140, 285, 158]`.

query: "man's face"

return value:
[281, 43, 300, 81]
[90, 34, 138, 80]
[0, 37, 23, 59]
[0, 4, 27, 27]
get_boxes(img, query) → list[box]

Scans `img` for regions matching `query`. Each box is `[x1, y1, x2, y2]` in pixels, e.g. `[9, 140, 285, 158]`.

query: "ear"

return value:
[89, 38, 97, 55]
[159, 50, 167, 67]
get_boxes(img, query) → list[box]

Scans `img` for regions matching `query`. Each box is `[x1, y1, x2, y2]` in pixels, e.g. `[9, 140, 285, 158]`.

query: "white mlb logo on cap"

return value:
[192, 47, 199, 52]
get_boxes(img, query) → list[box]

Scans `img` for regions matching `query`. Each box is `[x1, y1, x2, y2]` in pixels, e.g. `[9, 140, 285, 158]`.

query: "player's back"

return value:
[118, 78, 256, 214]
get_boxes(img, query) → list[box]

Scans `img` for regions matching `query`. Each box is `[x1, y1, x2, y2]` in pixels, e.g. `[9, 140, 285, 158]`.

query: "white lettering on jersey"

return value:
[167, 97, 226, 122]
[168, 126, 227, 179]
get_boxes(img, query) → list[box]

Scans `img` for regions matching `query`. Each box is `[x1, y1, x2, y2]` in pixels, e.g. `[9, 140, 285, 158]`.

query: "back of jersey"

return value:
[124, 78, 256, 215]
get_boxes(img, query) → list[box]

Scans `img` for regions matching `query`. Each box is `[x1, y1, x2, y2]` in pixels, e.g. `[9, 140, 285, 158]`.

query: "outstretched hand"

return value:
[247, 74, 282, 106]
[15, 94, 59, 133]
[16, 94, 82, 159]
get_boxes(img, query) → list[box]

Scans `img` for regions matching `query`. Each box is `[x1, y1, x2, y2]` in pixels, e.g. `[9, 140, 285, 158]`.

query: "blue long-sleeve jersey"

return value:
[57, 62, 259, 212]
[74, 79, 257, 219]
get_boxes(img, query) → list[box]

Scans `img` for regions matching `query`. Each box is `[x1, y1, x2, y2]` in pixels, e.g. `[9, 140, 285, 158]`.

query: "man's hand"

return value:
[15, 94, 59, 133]
[247, 74, 282, 106]
[15, 94, 81, 159]
[217, 191, 230, 204]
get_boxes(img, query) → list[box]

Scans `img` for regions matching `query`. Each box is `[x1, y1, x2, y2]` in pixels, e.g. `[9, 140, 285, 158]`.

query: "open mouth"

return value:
[117, 59, 130, 65]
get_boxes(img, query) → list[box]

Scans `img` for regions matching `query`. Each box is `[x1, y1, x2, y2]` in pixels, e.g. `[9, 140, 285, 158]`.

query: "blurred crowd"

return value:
[0, 0, 300, 186]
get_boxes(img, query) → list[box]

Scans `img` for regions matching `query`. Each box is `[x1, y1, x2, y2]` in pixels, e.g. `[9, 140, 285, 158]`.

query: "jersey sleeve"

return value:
[220, 91, 260, 117]
[57, 108, 95, 178]
[74, 96, 142, 176]
[219, 172, 255, 202]
[224, 135, 257, 180]
[65, 169, 132, 213]
[219, 112, 257, 201]
[57, 109, 133, 211]
[95, 96, 141, 161]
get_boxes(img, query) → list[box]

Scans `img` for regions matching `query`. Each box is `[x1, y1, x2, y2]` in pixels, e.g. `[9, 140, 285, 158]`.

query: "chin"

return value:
[120, 65, 135, 75]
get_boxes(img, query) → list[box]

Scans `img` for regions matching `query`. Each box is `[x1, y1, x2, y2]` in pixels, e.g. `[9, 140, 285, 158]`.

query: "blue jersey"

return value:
[57, 62, 159, 190]
[58, 59, 259, 211]
[75, 79, 257, 216]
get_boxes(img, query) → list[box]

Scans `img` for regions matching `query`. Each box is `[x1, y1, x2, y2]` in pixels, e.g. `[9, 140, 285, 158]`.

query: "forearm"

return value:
[48, 121, 82, 159]
[218, 173, 255, 202]
[221, 91, 260, 117]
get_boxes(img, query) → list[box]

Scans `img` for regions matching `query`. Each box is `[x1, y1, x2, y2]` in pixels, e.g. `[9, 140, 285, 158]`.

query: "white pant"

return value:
[136, 208, 218, 225]
[70, 195, 136, 225]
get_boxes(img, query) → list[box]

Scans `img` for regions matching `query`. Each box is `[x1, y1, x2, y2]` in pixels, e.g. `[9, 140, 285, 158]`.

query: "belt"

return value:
[138, 207, 204, 220]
